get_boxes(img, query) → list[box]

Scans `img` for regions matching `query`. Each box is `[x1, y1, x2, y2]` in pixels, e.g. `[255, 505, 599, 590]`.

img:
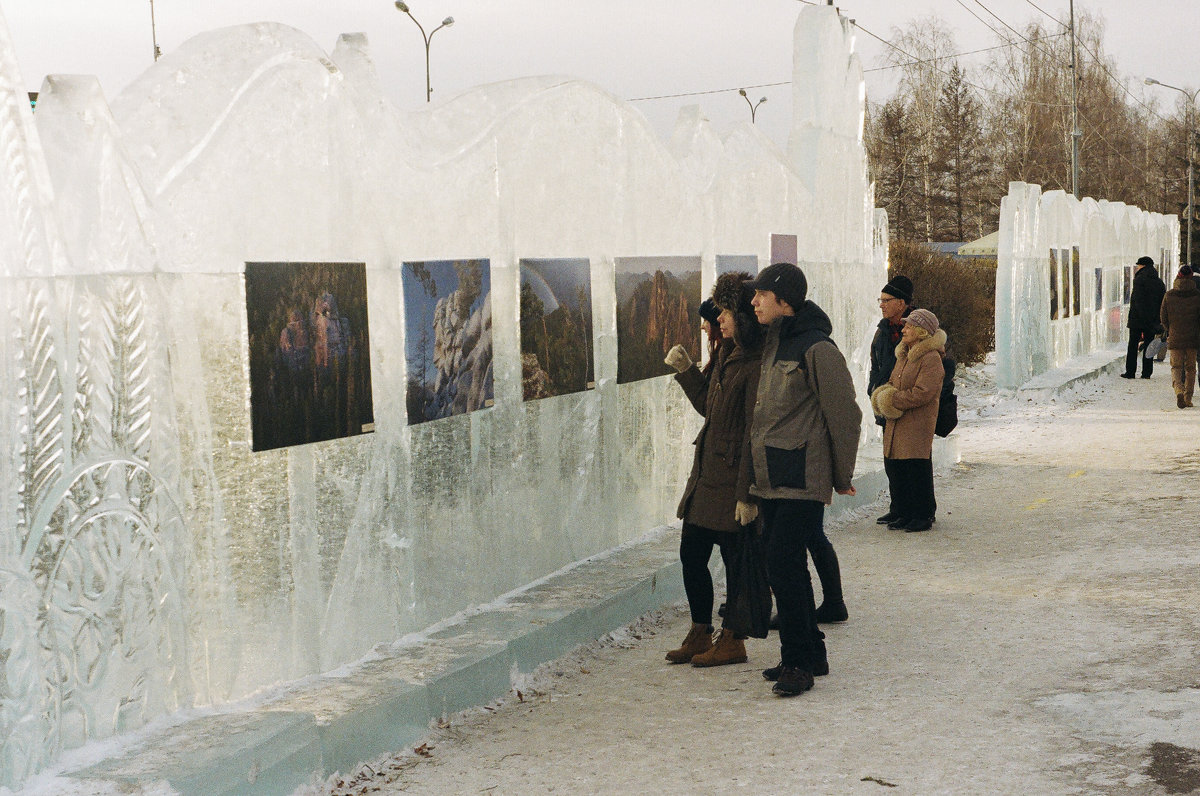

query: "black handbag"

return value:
[724, 524, 772, 639]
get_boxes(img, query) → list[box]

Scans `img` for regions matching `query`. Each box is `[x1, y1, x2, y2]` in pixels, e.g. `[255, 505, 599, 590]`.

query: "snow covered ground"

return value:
[304, 352, 1200, 795]
[20, 351, 1200, 795]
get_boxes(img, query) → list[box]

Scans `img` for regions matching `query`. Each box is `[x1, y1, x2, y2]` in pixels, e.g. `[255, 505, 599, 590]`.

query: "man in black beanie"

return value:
[746, 263, 861, 696]
[869, 275, 914, 415]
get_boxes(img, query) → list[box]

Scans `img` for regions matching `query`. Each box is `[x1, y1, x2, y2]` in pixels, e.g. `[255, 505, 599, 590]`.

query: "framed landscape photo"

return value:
[244, 261, 375, 452]
[402, 259, 494, 425]
[614, 255, 701, 384]
[519, 258, 595, 401]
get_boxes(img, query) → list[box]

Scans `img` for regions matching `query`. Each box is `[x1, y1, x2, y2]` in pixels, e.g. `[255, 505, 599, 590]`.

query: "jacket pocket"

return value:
[765, 445, 806, 489]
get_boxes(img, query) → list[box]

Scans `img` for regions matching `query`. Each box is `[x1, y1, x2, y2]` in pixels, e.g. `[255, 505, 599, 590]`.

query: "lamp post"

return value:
[150, 0, 161, 61]
[394, 1, 454, 103]
[1146, 77, 1199, 267]
[738, 89, 767, 124]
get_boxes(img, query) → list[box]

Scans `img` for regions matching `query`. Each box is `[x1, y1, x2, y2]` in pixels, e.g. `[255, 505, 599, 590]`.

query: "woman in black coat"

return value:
[662, 272, 764, 667]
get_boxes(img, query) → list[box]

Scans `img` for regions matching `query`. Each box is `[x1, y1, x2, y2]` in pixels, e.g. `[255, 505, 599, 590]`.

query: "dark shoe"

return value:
[876, 511, 902, 525]
[717, 601, 726, 617]
[764, 658, 828, 679]
[771, 666, 815, 696]
[1141, 374, 1152, 379]
[904, 517, 934, 532]
[1119, 373, 1135, 379]
[814, 601, 848, 623]
[887, 517, 911, 530]
[1179, 394, 1188, 409]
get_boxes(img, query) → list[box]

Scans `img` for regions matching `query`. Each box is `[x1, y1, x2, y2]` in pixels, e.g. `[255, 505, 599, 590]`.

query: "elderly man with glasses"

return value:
[868, 275, 914, 422]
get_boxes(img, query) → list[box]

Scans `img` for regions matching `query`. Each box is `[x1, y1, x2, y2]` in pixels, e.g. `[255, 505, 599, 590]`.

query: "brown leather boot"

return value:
[690, 628, 747, 667]
[665, 624, 713, 663]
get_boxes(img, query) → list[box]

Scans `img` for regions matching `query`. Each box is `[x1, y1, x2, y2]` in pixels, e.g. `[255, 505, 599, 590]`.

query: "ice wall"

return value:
[995, 182, 1179, 389]
[0, 5, 881, 784]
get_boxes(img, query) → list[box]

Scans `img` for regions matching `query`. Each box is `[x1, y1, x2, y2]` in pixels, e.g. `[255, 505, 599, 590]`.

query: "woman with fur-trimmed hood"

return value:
[870, 308, 946, 533]
[662, 271, 764, 667]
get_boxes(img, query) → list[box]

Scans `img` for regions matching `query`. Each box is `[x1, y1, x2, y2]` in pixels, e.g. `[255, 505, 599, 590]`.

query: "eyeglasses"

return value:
[878, 297, 902, 305]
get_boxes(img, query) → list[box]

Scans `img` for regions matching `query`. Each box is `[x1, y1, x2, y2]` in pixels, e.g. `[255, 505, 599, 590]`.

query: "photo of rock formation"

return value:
[403, 259, 494, 425]
[614, 256, 701, 384]
[244, 261, 375, 451]
[519, 258, 594, 401]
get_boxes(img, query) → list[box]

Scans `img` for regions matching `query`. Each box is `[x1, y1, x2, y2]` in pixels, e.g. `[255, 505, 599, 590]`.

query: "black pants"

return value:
[884, 457, 936, 520]
[761, 499, 826, 671]
[1126, 329, 1155, 377]
[680, 523, 740, 628]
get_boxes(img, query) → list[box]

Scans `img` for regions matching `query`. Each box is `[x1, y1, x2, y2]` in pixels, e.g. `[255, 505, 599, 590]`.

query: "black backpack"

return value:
[934, 354, 958, 438]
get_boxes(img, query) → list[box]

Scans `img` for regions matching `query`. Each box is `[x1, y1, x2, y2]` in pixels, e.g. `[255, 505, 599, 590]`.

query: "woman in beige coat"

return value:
[870, 309, 946, 533]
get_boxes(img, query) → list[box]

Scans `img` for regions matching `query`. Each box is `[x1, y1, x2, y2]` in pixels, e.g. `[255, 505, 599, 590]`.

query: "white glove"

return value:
[664, 344, 693, 373]
[735, 500, 758, 526]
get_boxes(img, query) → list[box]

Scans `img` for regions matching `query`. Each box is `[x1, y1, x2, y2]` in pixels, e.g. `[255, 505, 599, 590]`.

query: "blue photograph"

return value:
[403, 259, 494, 425]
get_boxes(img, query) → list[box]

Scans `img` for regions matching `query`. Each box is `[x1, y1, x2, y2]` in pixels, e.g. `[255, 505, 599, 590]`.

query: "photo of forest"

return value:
[244, 261, 375, 452]
[403, 259, 494, 425]
[614, 256, 701, 384]
[717, 254, 758, 276]
[519, 258, 594, 401]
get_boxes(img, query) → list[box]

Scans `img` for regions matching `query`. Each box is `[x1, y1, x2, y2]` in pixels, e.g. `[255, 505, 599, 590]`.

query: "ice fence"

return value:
[0, 6, 884, 784]
[995, 181, 1179, 389]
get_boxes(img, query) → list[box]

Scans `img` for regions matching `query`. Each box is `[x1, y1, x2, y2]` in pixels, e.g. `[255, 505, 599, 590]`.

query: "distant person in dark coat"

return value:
[1160, 265, 1200, 408]
[1123, 256, 1167, 379]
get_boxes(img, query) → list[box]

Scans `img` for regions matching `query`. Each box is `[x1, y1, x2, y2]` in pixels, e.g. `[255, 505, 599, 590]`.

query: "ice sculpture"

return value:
[995, 182, 1179, 389]
[0, 4, 882, 785]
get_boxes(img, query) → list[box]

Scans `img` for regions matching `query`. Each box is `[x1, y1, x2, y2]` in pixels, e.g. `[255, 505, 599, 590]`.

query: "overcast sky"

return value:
[4, 0, 1196, 148]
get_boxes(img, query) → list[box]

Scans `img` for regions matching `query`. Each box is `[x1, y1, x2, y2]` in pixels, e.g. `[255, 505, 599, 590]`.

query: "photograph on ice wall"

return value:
[519, 258, 594, 401]
[403, 259, 494, 424]
[770, 233, 797, 266]
[717, 254, 758, 276]
[615, 255, 701, 384]
[244, 261, 375, 452]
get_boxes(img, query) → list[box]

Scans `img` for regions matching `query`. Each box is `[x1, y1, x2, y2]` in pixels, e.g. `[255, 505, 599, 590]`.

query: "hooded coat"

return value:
[674, 272, 764, 533]
[874, 329, 947, 460]
[1160, 277, 1200, 350]
[675, 339, 762, 532]
[748, 300, 862, 505]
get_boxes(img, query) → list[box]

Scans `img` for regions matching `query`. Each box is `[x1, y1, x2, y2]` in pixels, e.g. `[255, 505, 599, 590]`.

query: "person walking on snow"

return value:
[1123, 256, 1166, 379]
[746, 263, 861, 696]
[871, 309, 946, 533]
[1159, 265, 1200, 408]
[663, 272, 764, 667]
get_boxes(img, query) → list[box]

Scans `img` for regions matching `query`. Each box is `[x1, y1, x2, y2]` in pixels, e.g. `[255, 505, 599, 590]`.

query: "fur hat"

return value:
[881, 274, 914, 303]
[904, 308, 940, 334]
[1136, 255, 1155, 267]
[712, 271, 764, 350]
[746, 262, 807, 311]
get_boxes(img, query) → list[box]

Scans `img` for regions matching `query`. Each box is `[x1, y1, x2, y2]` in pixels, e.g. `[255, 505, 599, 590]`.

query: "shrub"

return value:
[887, 240, 996, 368]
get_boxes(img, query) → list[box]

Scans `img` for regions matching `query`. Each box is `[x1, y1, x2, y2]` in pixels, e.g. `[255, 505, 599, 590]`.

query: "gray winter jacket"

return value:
[748, 301, 862, 504]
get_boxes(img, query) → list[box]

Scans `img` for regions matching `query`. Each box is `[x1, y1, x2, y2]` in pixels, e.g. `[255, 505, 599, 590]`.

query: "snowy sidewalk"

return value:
[315, 364, 1200, 795]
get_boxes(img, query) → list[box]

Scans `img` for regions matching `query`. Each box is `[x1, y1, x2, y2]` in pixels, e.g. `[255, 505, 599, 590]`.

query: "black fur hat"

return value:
[711, 271, 764, 350]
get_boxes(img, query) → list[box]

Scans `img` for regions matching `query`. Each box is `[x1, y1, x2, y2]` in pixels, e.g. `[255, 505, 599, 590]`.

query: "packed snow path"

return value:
[318, 373, 1200, 795]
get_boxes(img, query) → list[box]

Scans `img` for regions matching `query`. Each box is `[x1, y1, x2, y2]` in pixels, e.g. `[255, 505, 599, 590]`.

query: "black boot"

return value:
[814, 601, 848, 623]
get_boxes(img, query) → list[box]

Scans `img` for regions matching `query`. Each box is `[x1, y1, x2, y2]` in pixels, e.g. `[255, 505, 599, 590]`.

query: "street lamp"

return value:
[738, 89, 767, 124]
[1146, 76, 1199, 267]
[394, 2, 454, 103]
